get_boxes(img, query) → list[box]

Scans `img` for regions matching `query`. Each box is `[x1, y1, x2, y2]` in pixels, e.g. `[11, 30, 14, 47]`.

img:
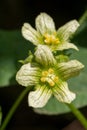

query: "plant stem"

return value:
[79, 10, 87, 24]
[0, 86, 32, 130]
[67, 103, 87, 130]
[1, 88, 87, 130]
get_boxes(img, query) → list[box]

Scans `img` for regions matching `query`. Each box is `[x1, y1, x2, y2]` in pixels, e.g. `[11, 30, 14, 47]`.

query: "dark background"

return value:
[0, 0, 87, 29]
[0, 0, 87, 130]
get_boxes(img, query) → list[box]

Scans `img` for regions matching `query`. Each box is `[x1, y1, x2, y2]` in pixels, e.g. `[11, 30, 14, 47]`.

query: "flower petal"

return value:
[57, 60, 84, 80]
[36, 13, 56, 35]
[28, 85, 52, 108]
[35, 45, 56, 66]
[22, 23, 41, 45]
[52, 80, 76, 103]
[16, 63, 40, 87]
[57, 20, 80, 41]
[57, 42, 79, 51]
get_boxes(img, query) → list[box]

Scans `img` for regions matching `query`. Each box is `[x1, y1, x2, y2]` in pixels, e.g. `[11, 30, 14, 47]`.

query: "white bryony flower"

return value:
[22, 12, 79, 51]
[16, 45, 84, 108]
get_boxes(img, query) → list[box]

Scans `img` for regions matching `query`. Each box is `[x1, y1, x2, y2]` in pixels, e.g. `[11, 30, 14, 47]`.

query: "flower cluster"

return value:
[16, 13, 84, 108]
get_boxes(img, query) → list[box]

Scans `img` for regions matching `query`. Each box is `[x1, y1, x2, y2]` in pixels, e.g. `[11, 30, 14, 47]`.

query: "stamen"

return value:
[40, 68, 58, 87]
[48, 68, 54, 73]
[44, 33, 60, 45]
[42, 71, 48, 76]
[48, 80, 55, 87]
[40, 77, 46, 82]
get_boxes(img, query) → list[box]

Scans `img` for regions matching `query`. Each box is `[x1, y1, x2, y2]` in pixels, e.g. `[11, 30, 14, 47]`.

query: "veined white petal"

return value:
[16, 63, 40, 87]
[35, 45, 56, 66]
[22, 23, 41, 45]
[57, 20, 80, 41]
[28, 85, 52, 108]
[57, 60, 84, 80]
[36, 13, 56, 35]
[57, 42, 79, 51]
[53, 81, 76, 103]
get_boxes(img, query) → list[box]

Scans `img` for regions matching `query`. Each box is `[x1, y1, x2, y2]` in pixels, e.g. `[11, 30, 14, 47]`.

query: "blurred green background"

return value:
[0, 0, 87, 130]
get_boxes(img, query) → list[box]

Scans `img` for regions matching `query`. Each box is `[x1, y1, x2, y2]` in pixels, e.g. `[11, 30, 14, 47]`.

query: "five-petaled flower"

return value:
[16, 45, 84, 108]
[22, 13, 79, 51]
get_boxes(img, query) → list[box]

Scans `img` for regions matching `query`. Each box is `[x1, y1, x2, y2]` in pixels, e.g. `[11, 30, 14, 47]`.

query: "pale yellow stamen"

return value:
[47, 79, 55, 87]
[40, 77, 46, 82]
[42, 71, 48, 76]
[48, 68, 54, 73]
[44, 33, 60, 45]
[40, 68, 58, 87]
[54, 77, 59, 82]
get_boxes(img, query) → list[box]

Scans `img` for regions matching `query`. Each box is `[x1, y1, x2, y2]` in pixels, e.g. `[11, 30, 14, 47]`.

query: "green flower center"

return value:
[44, 32, 60, 45]
[40, 68, 58, 87]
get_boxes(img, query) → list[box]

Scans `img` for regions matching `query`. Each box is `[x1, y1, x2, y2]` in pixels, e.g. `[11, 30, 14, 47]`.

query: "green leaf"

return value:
[0, 30, 34, 87]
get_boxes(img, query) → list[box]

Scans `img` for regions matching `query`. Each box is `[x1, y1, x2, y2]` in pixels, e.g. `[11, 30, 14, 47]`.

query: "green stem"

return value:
[67, 103, 87, 129]
[0, 86, 32, 130]
[79, 10, 87, 24]
[1, 88, 87, 130]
